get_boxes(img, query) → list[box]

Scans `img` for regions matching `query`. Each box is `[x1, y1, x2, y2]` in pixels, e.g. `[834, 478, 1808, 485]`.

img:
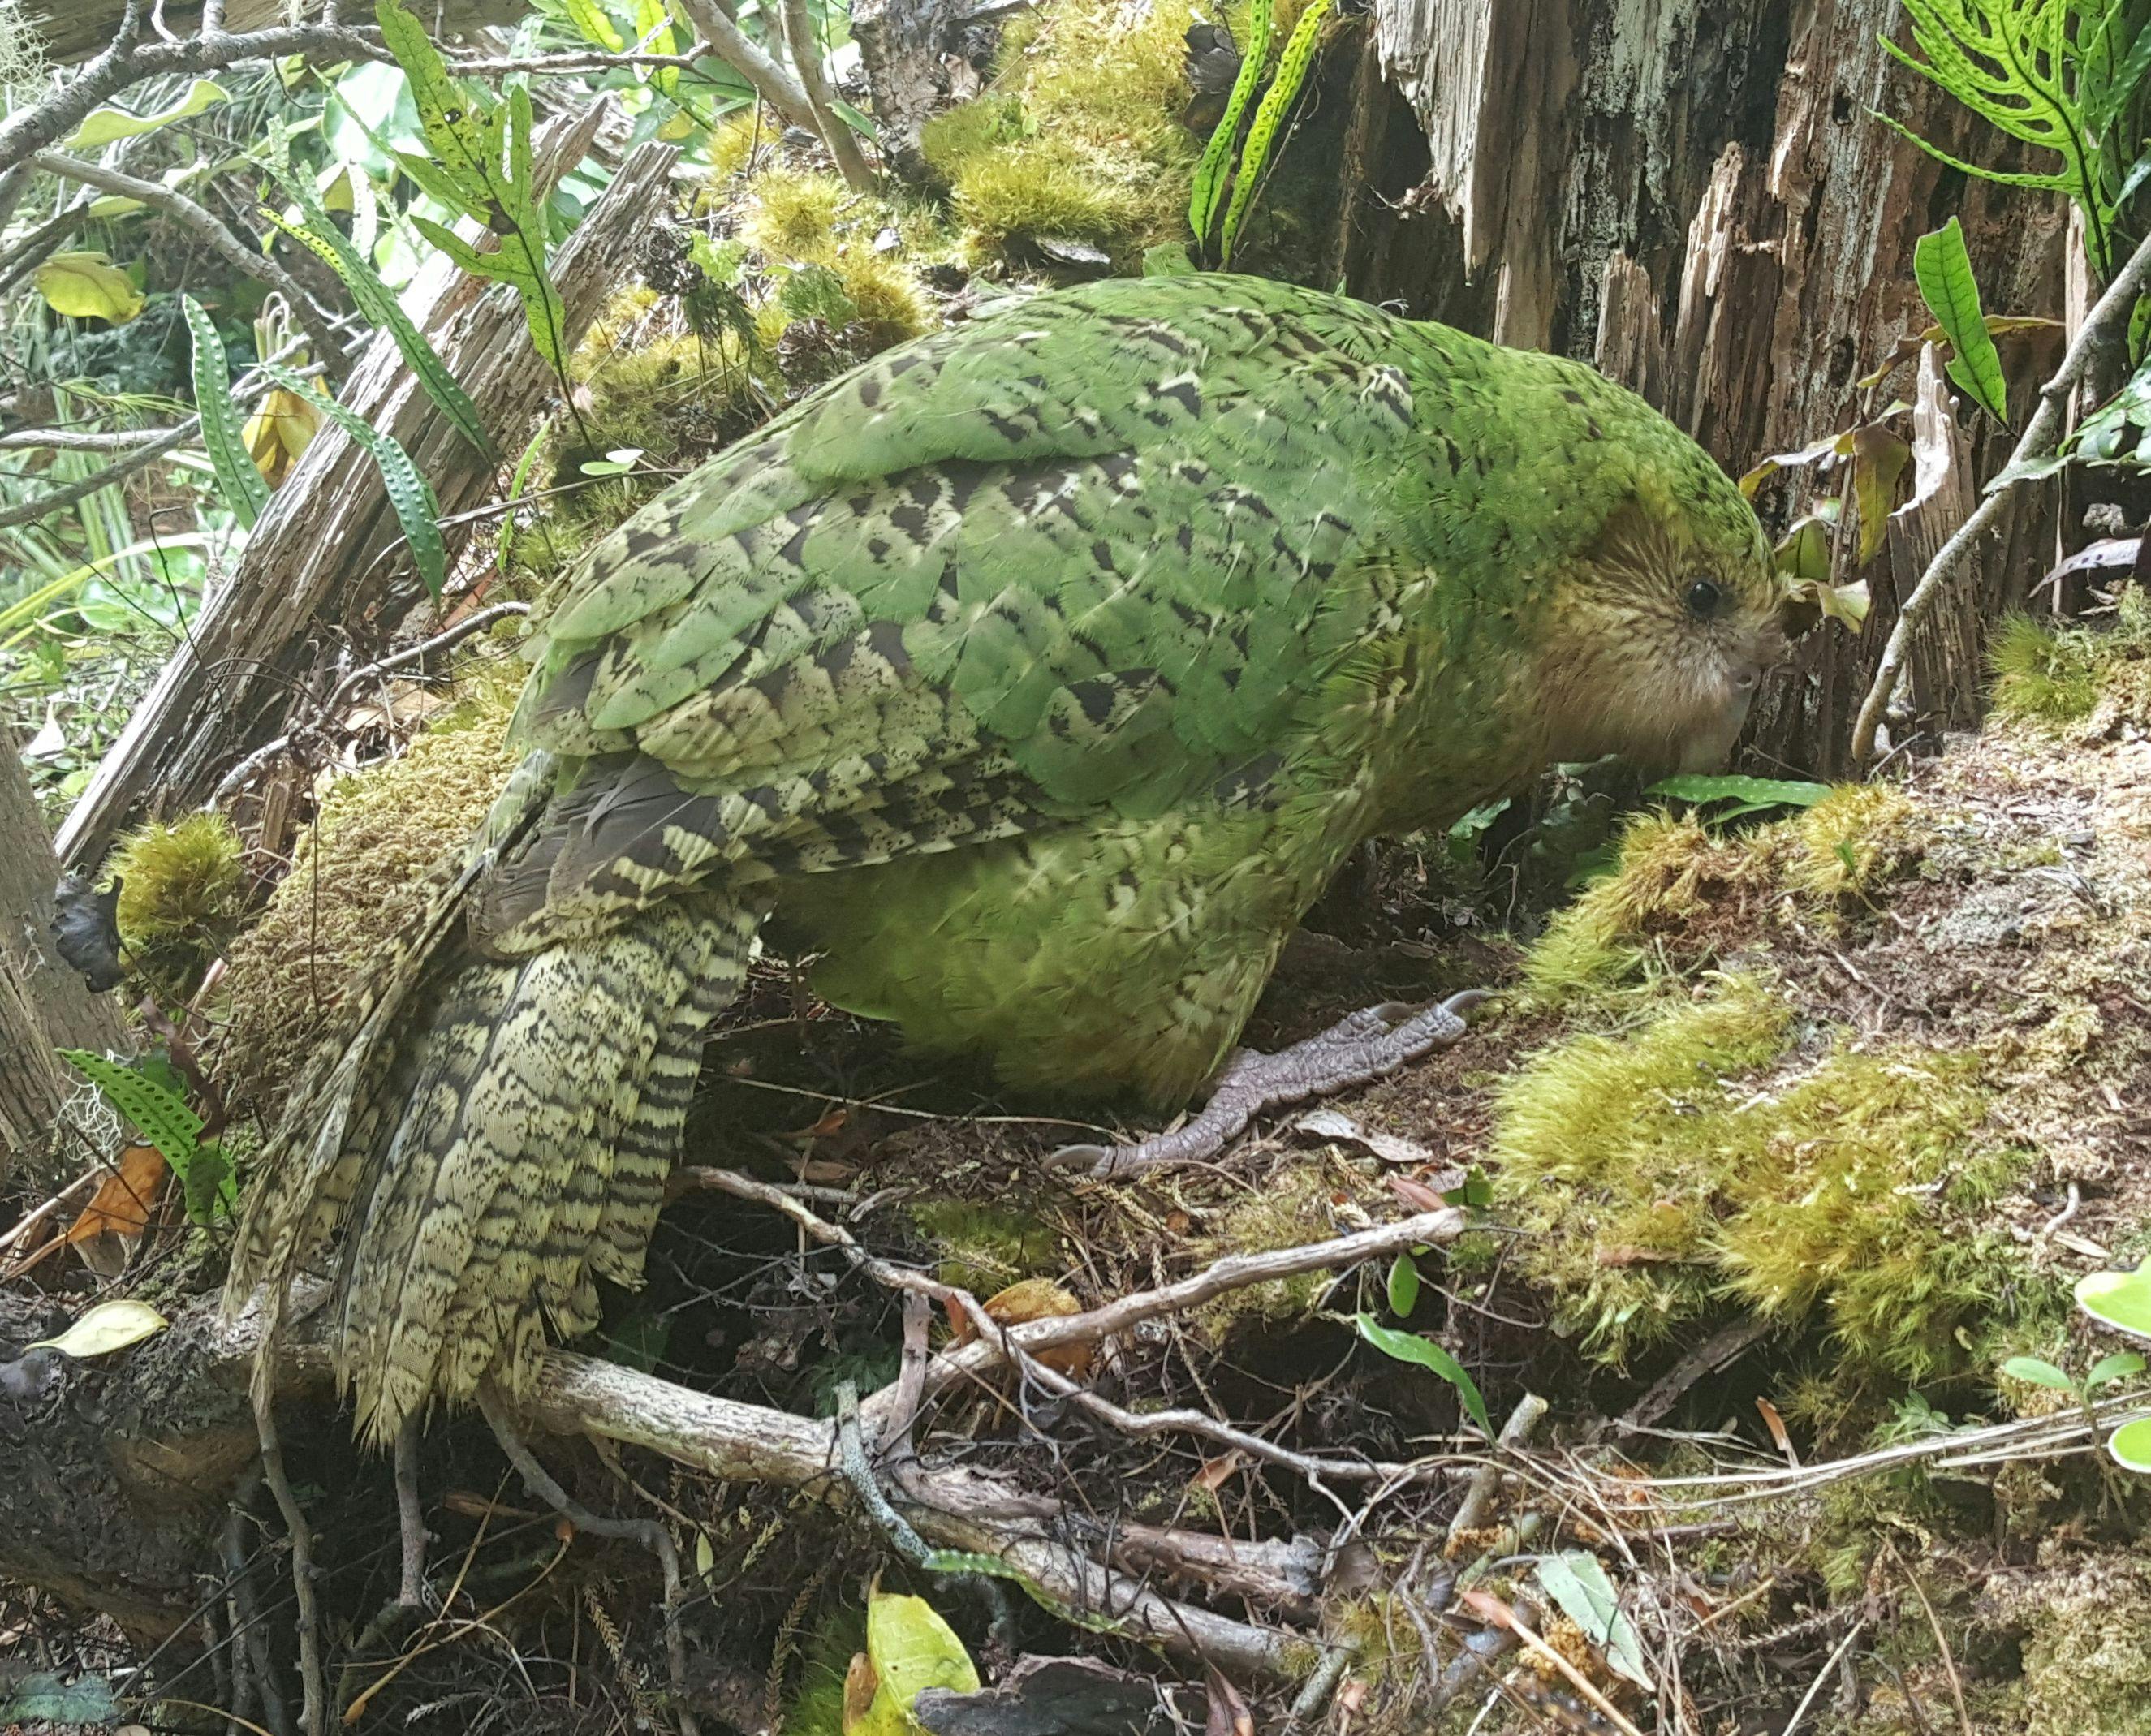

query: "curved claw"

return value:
[1053, 988, 1494, 1182]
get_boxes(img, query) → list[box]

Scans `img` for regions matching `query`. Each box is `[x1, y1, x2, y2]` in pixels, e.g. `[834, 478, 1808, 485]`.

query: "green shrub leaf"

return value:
[2077, 1260, 2151, 1342]
[1354, 1312, 1492, 1437]
[2000, 1354, 2077, 1391]
[1387, 1251, 1420, 1317]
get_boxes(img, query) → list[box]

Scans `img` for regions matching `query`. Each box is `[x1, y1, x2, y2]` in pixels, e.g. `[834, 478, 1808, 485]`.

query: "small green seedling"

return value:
[2074, 1260, 2151, 1473]
[1354, 1312, 1492, 1437]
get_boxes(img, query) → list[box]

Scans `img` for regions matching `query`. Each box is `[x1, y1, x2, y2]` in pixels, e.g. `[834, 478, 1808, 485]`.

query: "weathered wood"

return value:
[54, 124, 679, 871]
[1360, 0, 2071, 773]
[0, 725, 125, 1187]
[851, 0, 1025, 183]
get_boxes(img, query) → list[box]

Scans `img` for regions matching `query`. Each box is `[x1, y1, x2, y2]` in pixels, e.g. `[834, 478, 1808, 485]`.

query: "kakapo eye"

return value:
[1685, 578, 1725, 619]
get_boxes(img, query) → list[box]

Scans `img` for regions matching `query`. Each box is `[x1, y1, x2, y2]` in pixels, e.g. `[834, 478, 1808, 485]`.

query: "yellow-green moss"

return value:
[744, 168, 850, 264]
[217, 674, 520, 1112]
[110, 812, 246, 998]
[1522, 812, 1744, 999]
[1493, 976, 2032, 1376]
[1990, 587, 2151, 728]
[1782, 783, 1919, 902]
[907, 1199, 1061, 1294]
[1196, 1166, 1338, 1337]
[923, 0, 1200, 269]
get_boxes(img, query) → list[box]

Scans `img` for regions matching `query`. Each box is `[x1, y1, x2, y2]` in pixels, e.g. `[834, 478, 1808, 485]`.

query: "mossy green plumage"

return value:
[228, 273, 1789, 1439]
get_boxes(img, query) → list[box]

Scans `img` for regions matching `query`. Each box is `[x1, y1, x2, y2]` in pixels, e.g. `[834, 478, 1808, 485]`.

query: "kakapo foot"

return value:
[1054, 989, 1489, 1181]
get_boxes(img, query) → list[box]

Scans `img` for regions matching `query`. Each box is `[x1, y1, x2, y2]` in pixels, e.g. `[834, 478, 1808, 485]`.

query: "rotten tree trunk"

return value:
[1351, 0, 2071, 774]
[0, 726, 125, 1187]
[53, 125, 679, 872]
[850, 0, 1025, 183]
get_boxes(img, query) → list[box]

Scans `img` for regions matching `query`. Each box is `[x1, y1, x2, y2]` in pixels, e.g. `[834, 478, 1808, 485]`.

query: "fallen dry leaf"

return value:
[66, 1144, 167, 1245]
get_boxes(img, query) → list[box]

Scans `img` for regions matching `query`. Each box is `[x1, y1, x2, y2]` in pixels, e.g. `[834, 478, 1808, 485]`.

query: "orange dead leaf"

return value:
[1389, 1174, 1448, 1213]
[1193, 1451, 1244, 1493]
[982, 1277, 1091, 1376]
[66, 1144, 167, 1243]
[1756, 1397, 1799, 1467]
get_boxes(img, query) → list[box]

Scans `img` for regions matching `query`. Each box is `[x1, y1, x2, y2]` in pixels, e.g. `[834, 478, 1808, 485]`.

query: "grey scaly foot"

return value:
[1057, 989, 1489, 1180]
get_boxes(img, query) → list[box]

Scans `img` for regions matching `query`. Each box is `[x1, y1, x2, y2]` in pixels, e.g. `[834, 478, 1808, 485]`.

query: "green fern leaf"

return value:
[1218, 0, 1334, 266]
[1188, 0, 1273, 245]
[179, 295, 270, 529]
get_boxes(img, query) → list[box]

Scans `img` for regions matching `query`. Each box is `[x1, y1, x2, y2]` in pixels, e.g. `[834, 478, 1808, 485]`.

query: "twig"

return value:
[0, 424, 186, 450]
[252, 1392, 325, 1736]
[31, 150, 351, 370]
[1286, 1645, 1353, 1730]
[1896, 1554, 1972, 1736]
[0, 342, 321, 535]
[479, 1387, 699, 1736]
[1455, 1592, 1647, 1736]
[1852, 225, 2151, 764]
[1613, 1316, 1776, 1436]
[778, 0, 873, 190]
[1780, 1620, 1866, 1736]
[670, 0, 820, 131]
[1446, 1392, 1548, 1546]
[209, 601, 532, 799]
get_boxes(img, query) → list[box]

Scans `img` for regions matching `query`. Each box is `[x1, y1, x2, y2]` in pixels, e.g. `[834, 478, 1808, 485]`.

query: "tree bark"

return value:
[53, 125, 679, 872]
[0, 725, 126, 1188]
[1349, 0, 2072, 773]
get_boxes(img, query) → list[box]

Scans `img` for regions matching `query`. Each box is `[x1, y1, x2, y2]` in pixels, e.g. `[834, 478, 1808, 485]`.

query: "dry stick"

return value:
[679, 1163, 1470, 1481]
[1455, 1591, 1648, 1736]
[478, 1388, 700, 1736]
[252, 1390, 326, 1736]
[0, 341, 321, 535]
[1779, 1620, 1866, 1736]
[30, 150, 351, 371]
[1445, 1392, 1549, 1546]
[1851, 224, 2151, 765]
[669, 0, 819, 131]
[778, 0, 873, 190]
[209, 601, 532, 800]
[0, 424, 188, 450]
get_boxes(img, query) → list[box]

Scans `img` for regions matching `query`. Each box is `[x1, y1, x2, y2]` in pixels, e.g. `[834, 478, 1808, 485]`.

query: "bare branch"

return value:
[778, 0, 874, 191]
[0, 424, 182, 450]
[0, 24, 391, 175]
[0, 339, 320, 535]
[668, 0, 819, 132]
[31, 150, 351, 369]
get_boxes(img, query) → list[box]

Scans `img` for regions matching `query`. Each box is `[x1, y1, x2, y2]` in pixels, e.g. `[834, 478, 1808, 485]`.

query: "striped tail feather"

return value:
[227, 873, 764, 1445]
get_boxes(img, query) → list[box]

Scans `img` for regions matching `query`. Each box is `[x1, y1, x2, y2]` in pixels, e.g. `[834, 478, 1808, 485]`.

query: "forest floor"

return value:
[5, 590, 2147, 1736]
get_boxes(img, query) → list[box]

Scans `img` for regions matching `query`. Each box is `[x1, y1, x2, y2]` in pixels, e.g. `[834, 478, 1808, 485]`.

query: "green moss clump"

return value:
[1493, 976, 2033, 1377]
[111, 812, 246, 998]
[1782, 782, 1919, 902]
[1990, 587, 2151, 728]
[744, 169, 850, 264]
[218, 674, 521, 1113]
[923, 0, 1201, 269]
[2003, 1557, 2151, 1736]
[906, 1199, 1061, 1294]
[1522, 812, 1748, 1000]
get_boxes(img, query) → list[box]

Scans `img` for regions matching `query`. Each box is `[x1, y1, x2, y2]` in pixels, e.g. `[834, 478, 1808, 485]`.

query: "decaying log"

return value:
[53, 122, 678, 872]
[0, 728, 125, 1187]
[1358, 0, 2071, 772]
[851, 0, 1026, 183]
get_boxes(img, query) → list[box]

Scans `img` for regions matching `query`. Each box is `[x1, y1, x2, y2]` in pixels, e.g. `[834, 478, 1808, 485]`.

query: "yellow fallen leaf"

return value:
[29, 1298, 170, 1359]
[844, 1590, 978, 1734]
[244, 386, 319, 486]
[35, 252, 144, 324]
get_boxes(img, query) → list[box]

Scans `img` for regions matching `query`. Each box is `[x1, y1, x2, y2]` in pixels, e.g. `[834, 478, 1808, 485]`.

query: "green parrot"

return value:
[227, 272, 1797, 1441]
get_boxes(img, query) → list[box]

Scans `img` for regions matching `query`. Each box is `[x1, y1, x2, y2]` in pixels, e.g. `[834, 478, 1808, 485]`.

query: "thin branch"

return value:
[0, 424, 185, 450]
[1852, 223, 2151, 763]
[778, 0, 873, 190]
[668, 0, 819, 131]
[209, 601, 532, 800]
[447, 43, 721, 75]
[252, 1391, 325, 1736]
[32, 151, 351, 370]
[0, 340, 320, 535]
[0, 24, 392, 176]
